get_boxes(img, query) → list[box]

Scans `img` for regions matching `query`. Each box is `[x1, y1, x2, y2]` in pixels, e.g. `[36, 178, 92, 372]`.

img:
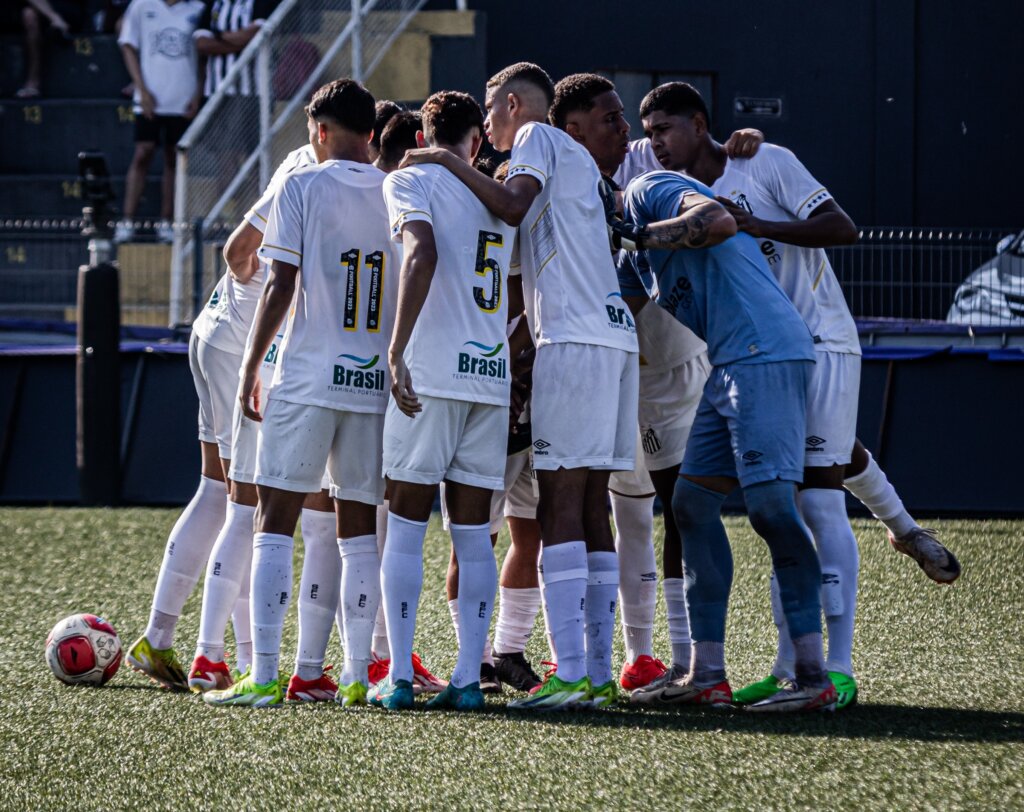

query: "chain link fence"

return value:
[171, 0, 426, 325]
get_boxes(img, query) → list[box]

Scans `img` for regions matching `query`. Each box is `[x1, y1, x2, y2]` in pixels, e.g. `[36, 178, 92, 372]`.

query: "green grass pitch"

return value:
[1, 508, 1022, 809]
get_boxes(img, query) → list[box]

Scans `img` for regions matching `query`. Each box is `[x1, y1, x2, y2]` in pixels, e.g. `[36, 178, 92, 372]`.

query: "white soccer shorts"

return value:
[190, 332, 242, 459]
[804, 350, 861, 468]
[384, 395, 507, 490]
[636, 352, 711, 472]
[529, 343, 639, 471]
[255, 397, 384, 504]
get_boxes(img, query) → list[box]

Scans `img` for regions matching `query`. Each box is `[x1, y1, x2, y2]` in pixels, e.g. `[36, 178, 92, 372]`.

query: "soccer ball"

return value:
[45, 614, 122, 686]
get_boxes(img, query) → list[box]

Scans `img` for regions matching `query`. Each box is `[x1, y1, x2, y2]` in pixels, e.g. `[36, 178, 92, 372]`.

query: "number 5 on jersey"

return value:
[341, 248, 385, 332]
[475, 231, 504, 313]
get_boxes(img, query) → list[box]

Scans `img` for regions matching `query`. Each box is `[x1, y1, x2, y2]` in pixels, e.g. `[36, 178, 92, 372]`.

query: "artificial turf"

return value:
[1, 508, 1021, 810]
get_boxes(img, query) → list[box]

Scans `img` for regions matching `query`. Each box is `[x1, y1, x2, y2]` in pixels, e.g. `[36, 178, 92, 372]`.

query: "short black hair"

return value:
[378, 111, 422, 168]
[306, 79, 376, 135]
[371, 99, 403, 151]
[421, 91, 484, 146]
[549, 73, 615, 130]
[473, 154, 500, 178]
[639, 82, 711, 128]
[487, 61, 555, 107]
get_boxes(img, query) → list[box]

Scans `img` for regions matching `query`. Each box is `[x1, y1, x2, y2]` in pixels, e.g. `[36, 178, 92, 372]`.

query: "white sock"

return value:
[449, 522, 497, 688]
[234, 546, 253, 673]
[540, 563, 556, 662]
[146, 475, 227, 649]
[196, 501, 255, 663]
[769, 572, 796, 681]
[372, 503, 390, 659]
[844, 451, 918, 538]
[585, 551, 619, 686]
[294, 509, 340, 681]
[799, 488, 859, 676]
[251, 532, 294, 684]
[338, 534, 380, 686]
[380, 512, 426, 683]
[662, 578, 692, 670]
[493, 586, 542, 655]
[539, 542, 588, 683]
[610, 492, 657, 662]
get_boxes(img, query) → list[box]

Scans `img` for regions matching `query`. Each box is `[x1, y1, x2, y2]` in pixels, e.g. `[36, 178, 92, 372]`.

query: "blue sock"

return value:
[671, 477, 730, 645]
[744, 480, 822, 639]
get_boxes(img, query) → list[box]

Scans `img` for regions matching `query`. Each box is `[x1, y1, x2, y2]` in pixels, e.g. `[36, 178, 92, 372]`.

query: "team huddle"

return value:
[124, 62, 961, 713]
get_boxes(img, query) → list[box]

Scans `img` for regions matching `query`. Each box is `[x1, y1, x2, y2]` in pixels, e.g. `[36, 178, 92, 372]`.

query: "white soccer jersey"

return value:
[506, 122, 638, 353]
[259, 159, 399, 413]
[118, 0, 204, 116]
[711, 144, 861, 355]
[193, 145, 318, 355]
[613, 138, 661, 188]
[384, 163, 516, 407]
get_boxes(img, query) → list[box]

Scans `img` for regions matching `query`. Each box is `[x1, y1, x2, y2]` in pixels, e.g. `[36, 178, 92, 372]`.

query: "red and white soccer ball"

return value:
[45, 614, 122, 686]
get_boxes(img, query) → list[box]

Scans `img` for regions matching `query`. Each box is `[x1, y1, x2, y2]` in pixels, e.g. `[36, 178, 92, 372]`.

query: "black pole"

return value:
[192, 217, 204, 319]
[76, 261, 121, 505]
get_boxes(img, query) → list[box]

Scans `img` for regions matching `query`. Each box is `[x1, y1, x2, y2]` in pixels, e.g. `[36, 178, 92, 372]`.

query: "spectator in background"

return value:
[115, 0, 205, 244]
[194, 0, 280, 97]
[3, 0, 86, 99]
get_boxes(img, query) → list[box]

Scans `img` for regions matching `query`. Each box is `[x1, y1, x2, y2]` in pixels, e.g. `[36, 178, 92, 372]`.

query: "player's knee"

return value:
[671, 477, 726, 530]
[744, 479, 804, 540]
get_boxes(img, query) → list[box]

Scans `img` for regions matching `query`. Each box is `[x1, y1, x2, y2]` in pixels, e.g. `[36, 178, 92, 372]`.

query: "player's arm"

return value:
[239, 259, 295, 421]
[723, 128, 765, 158]
[223, 221, 262, 284]
[388, 220, 438, 417]
[119, 44, 154, 119]
[715, 197, 858, 247]
[195, 23, 262, 56]
[642, 193, 737, 250]
[399, 149, 540, 227]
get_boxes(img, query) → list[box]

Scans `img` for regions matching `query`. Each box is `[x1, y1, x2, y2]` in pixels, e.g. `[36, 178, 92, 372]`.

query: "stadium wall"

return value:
[426, 0, 1020, 229]
[4, 341, 1023, 514]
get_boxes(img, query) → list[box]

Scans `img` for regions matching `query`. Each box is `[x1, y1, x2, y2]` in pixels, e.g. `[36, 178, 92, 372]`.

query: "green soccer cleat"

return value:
[336, 681, 368, 708]
[507, 674, 590, 711]
[202, 672, 284, 708]
[732, 675, 783, 705]
[425, 681, 486, 712]
[124, 635, 189, 692]
[829, 671, 858, 710]
[369, 676, 415, 710]
[587, 679, 620, 709]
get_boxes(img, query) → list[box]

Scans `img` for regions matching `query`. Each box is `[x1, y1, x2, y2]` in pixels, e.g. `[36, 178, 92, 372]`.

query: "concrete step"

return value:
[0, 34, 131, 99]
[0, 99, 138, 174]
[0, 174, 164, 218]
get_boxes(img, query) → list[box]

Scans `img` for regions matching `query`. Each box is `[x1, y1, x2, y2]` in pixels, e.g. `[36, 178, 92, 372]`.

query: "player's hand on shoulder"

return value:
[723, 128, 764, 159]
[389, 355, 421, 417]
[398, 147, 451, 171]
[714, 195, 763, 237]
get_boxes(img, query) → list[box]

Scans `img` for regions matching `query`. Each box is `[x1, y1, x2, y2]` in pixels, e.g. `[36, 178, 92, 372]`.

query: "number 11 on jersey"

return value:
[341, 248, 385, 332]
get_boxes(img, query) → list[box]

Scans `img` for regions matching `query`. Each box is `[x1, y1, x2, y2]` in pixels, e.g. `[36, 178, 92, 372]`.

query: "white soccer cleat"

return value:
[889, 528, 961, 584]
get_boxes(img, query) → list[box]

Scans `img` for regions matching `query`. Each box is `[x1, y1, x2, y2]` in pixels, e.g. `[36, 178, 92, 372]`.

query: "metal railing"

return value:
[170, 0, 426, 325]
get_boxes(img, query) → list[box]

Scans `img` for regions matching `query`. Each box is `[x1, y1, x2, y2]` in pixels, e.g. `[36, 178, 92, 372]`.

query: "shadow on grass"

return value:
[491, 703, 1024, 743]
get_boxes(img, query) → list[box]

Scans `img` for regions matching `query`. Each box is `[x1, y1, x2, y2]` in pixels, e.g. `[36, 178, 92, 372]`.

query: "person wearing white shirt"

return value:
[402, 62, 640, 711]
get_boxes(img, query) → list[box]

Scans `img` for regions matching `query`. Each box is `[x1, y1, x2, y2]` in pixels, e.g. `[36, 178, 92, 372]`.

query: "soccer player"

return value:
[644, 81, 958, 709]
[375, 111, 422, 172]
[187, 140, 348, 699]
[550, 73, 763, 693]
[616, 84, 836, 712]
[369, 99, 403, 164]
[370, 91, 516, 711]
[402, 62, 640, 710]
[204, 78, 399, 708]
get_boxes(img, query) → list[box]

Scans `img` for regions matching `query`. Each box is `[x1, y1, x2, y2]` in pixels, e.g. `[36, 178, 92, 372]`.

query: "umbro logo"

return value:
[533, 439, 551, 455]
[742, 450, 763, 462]
[806, 436, 826, 447]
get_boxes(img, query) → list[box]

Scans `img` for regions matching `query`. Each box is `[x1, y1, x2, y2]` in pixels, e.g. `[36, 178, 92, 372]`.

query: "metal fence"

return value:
[171, 0, 426, 325]
[2, 221, 1019, 329]
[828, 227, 1019, 324]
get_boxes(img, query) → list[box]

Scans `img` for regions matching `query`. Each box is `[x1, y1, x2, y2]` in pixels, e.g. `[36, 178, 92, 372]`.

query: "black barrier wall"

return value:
[423, 0, 1021, 230]
[2, 343, 1023, 514]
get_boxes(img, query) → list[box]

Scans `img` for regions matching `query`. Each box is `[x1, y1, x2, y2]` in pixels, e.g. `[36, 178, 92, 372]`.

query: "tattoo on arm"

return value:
[646, 201, 718, 249]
